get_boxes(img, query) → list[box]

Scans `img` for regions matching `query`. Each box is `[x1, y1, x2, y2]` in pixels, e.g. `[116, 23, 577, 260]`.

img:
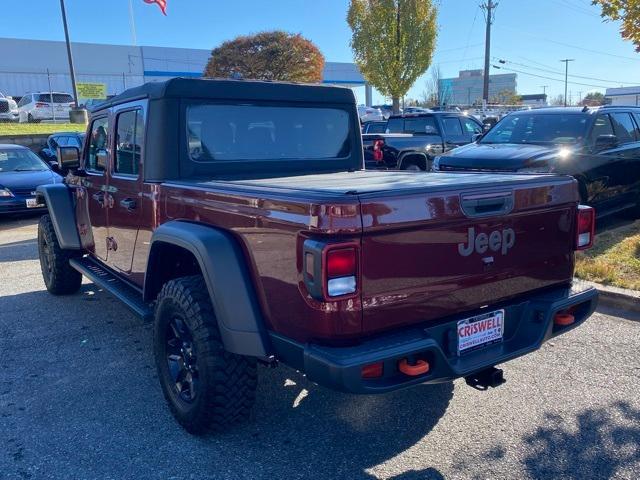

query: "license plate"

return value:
[26, 198, 42, 208]
[457, 309, 504, 354]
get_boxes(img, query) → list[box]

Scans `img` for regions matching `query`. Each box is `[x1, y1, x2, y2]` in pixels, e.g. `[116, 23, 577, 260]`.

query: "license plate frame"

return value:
[457, 309, 505, 355]
[25, 198, 42, 208]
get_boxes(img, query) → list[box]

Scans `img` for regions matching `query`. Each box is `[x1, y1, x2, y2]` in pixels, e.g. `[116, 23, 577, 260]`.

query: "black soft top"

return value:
[95, 77, 356, 111]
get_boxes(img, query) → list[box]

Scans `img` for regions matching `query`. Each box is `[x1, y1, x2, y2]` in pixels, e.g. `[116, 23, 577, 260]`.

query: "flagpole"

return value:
[128, 0, 138, 46]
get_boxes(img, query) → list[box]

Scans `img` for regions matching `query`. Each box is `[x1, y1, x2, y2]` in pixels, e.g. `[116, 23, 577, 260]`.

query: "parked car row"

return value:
[433, 105, 640, 218]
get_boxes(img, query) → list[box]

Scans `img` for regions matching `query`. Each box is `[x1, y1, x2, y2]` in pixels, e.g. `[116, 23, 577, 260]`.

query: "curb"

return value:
[575, 278, 640, 315]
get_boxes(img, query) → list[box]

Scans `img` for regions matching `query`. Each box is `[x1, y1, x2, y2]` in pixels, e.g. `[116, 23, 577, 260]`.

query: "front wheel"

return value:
[153, 275, 257, 434]
[38, 214, 82, 295]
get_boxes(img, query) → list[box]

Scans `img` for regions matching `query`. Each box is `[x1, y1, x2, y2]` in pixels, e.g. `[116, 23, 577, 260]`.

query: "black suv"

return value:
[433, 106, 640, 218]
[362, 111, 483, 171]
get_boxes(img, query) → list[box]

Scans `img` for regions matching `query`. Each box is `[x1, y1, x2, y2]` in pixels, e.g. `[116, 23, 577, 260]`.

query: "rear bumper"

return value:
[270, 282, 598, 394]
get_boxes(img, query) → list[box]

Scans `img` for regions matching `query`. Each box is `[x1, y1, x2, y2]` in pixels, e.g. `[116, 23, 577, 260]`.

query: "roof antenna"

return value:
[581, 105, 589, 112]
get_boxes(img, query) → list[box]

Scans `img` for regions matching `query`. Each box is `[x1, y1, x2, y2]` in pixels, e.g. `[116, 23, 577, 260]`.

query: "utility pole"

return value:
[481, 0, 497, 104]
[560, 59, 574, 107]
[540, 85, 548, 95]
[59, 0, 79, 107]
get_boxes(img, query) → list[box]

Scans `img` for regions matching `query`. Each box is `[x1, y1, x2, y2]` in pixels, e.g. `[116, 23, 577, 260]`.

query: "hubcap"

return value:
[165, 316, 199, 403]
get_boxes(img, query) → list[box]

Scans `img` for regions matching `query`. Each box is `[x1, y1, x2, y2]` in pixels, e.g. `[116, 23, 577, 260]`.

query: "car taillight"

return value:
[326, 247, 357, 297]
[303, 240, 359, 301]
[576, 205, 595, 250]
[373, 139, 384, 162]
[35, 102, 48, 108]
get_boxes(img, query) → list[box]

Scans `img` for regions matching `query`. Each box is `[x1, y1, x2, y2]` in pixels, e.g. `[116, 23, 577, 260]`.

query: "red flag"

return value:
[143, 0, 167, 15]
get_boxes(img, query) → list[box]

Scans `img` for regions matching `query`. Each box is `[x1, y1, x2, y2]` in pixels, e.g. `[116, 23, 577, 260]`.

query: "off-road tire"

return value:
[153, 275, 257, 434]
[38, 214, 82, 295]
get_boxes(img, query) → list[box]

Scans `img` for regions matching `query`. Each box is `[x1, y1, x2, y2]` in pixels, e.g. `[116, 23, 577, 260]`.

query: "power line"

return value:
[491, 63, 609, 89]
[496, 25, 640, 62]
[493, 57, 638, 85]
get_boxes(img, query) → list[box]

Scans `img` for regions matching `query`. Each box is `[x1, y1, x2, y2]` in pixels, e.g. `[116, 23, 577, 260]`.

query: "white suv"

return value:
[18, 92, 74, 123]
[0, 91, 19, 122]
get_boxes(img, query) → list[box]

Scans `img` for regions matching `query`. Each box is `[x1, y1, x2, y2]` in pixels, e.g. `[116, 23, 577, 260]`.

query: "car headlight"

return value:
[432, 156, 441, 171]
[0, 187, 13, 197]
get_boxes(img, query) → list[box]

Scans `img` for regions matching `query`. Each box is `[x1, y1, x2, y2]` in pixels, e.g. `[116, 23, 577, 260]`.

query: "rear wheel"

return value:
[27, 113, 40, 124]
[154, 275, 257, 434]
[38, 214, 82, 295]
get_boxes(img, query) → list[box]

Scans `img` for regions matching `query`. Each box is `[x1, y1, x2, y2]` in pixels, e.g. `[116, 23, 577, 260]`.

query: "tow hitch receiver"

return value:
[465, 367, 506, 391]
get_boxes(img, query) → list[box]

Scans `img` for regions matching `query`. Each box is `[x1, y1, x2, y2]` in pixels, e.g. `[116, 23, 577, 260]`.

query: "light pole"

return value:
[560, 59, 574, 107]
[60, 0, 79, 108]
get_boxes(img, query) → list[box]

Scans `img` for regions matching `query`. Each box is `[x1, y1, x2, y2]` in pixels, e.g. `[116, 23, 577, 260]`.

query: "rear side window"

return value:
[366, 122, 386, 134]
[442, 117, 463, 136]
[461, 117, 482, 134]
[589, 115, 615, 144]
[610, 112, 638, 143]
[187, 104, 350, 162]
[114, 110, 143, 176]
[86, 117, 109, 172]
[37, 93, 73, 104]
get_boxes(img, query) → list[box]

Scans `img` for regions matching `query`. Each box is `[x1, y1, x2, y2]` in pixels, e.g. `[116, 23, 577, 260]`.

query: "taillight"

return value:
[576, 205, 595, 250]
[35, 102, 48, 108]
[303, 240, 359, 301]
[326, 247, 357, 297]
[373, 139, 384, 162]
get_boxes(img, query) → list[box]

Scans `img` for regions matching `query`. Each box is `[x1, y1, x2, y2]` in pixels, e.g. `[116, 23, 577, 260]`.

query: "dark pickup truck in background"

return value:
[433, 106, 640, 218]
[363, 111, 484, 170]
[37, 78, 597, 435]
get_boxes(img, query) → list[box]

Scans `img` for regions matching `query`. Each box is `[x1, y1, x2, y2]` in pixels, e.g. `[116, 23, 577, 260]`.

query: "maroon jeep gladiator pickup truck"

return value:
[36, 78, 598, 434]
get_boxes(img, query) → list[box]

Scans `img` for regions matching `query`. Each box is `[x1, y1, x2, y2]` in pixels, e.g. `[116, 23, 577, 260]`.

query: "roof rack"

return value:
[598, 104, 640, 109]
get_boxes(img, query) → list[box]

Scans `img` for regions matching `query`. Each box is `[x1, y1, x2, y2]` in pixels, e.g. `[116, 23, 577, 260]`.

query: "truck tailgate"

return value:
[358, 173, 579, 334]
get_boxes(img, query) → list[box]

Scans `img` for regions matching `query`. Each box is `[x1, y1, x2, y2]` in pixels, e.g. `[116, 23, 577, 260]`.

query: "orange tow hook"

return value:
[554, 312, 575, 326]
[398, 358, 430, 376]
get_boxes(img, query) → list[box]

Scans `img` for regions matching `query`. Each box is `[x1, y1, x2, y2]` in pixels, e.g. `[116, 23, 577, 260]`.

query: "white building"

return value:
[0, 37, 372, 104]
[605, 86, 640, 106]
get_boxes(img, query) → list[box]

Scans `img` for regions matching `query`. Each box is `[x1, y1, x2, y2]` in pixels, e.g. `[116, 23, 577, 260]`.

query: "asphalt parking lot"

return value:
[0, 215, 639, 480]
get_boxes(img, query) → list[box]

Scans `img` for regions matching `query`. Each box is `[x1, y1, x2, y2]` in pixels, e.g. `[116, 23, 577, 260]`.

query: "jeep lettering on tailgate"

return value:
[458, 227, 516, 257]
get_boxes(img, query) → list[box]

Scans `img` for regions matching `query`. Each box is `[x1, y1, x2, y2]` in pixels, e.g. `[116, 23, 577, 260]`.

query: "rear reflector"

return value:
[361, 362, 384, 378]
[373, 139, 384, 162]
[576, 205, 595, 250]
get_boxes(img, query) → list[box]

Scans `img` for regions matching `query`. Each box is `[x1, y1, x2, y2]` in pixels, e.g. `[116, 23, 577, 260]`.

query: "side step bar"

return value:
[69, 257, 153, 322]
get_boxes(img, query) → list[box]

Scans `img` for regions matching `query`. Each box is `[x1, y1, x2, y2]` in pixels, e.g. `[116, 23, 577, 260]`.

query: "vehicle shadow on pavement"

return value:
[520, 401, 640, 479]
[0, 239, 38, 262]
[234, 366, 454, 479]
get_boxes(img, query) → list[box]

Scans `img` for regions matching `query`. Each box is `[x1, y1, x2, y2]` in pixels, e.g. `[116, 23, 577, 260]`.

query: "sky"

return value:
[1, 0, 639, 104]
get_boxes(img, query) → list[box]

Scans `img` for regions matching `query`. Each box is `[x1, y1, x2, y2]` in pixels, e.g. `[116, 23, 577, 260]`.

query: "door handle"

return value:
[92, 192, 104, 205]
[119, 198, 137, 211]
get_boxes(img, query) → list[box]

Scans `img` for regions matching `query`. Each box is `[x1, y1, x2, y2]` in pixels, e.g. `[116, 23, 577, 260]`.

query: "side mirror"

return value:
[57, 145, 80, 170]
[594, 134, 618, 151]
[472, 132, 484, 142]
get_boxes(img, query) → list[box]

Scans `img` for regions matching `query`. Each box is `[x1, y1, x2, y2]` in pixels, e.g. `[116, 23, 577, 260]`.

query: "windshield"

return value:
[480, 113, 589, 145]
[0, 149, 49, 172]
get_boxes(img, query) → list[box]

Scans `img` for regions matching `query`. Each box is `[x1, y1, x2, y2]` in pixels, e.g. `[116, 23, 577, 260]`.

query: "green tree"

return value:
[204, 31, 325, 83]
[580, 91, 608, 106]
[490, 89, 521, 105]
[593, 1, 640, 51]
[348, 0, 438, 113]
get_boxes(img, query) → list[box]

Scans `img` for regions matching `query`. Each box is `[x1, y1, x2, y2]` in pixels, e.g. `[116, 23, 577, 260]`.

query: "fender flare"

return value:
[145, 221, 271, 359]
[36, 184, 81, 250]
[397, 151, 428, 170]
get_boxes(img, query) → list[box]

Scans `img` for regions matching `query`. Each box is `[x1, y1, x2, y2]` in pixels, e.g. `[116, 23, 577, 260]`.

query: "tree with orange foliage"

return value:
[204, 31, 325, 83]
